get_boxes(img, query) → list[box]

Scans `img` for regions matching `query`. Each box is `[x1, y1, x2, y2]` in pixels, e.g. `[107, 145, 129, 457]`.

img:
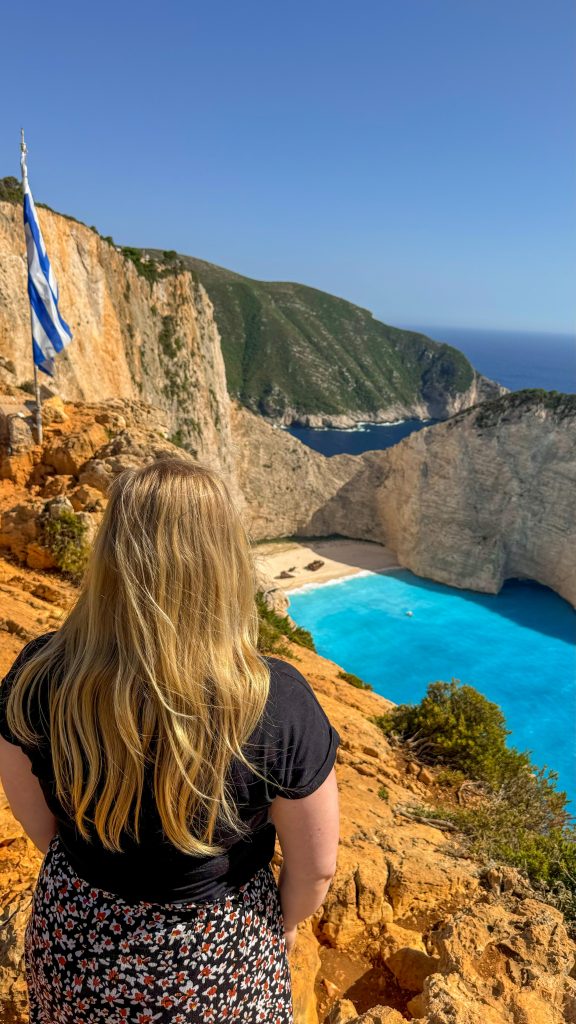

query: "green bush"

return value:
[375, 679, 576, 928]
[41, 508, 90, 581]
[337, 670, 373, 691]
[419, 798, 576, 925]
[373, 679, 531, 788]
[0, 176, 23, 204]
[256, 593, 316, 656]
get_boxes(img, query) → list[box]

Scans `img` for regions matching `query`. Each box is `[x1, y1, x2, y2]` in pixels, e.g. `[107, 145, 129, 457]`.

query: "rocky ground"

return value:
[0, 394, 575, 1023]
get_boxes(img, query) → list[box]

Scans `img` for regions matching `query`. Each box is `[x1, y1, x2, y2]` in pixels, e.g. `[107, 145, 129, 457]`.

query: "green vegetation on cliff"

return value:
[256, 593, 316, 656]
[0, 177, 22, 204]
[470, 389, 576, 428]
[173, 255, 475, 418]
[0, 176, 96, 232]
[40, 506, 90, 581]
[375, 680, 576, 926]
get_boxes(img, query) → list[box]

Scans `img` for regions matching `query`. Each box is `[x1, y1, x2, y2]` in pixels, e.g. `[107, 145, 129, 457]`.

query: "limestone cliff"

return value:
[370, 391, 576, 606]
[229, 403, 381, 541]
[232, 392, 576, 605]
[0, 197, 233, 476]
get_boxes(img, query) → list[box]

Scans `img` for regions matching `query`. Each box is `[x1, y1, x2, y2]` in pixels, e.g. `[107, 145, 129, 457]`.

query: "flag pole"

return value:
[20, 128, 43, 445]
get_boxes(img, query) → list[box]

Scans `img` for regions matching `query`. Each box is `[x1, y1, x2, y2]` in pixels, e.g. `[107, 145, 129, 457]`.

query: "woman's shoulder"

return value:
[259, 655, 329, 722]
[1, 630, 58, 685]
[257, 655, 341, 795]
[0, 630, 59, 752]
[261, 655, 314, 696]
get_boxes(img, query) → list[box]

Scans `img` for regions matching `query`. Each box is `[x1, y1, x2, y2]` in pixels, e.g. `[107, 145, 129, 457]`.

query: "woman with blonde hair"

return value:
[0, 457, 340, 1023]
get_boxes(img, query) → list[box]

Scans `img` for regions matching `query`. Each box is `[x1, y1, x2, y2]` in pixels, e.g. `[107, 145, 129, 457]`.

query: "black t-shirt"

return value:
[0, 632, 340, 904]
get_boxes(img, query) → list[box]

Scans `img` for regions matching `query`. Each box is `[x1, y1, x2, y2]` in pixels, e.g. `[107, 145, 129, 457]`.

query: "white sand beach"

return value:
[253, 538, 399, 591]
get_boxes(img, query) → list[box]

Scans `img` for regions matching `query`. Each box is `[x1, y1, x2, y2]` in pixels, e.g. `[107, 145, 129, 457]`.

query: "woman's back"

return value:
[0, 457, 340, 1023]
[0, 633, 339, 904]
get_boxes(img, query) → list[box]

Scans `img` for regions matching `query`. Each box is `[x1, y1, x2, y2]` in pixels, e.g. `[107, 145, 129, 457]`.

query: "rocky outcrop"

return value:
[405, 894, 576, 1023]
[0, 397, 181, 569]
[0, 200, 233, 475]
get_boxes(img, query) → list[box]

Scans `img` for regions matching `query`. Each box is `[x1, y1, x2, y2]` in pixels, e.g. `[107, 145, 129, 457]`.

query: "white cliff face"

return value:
[371, 395, 576, 606]
[0, 201, 233, 476]
[231, 394, 576, 605]
[229, 403, 385, 541]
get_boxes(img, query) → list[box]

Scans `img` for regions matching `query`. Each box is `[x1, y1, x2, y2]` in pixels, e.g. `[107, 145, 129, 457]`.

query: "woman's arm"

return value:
[269, 766, 339, 949]
[0, 737, 57, 854]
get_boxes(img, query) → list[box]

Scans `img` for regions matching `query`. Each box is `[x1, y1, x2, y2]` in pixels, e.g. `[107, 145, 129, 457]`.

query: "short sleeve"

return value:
[265, 659, 341, 799]
[0, 633, 55, 749]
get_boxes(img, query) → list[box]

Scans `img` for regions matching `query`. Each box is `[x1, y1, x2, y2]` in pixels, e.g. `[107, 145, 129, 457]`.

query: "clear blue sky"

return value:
[1, 0, 574, 332]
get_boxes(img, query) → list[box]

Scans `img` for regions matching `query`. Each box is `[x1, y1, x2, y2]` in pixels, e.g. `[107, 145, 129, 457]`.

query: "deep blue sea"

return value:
[286, 418, 438, 455]
[287, 326, 576, 456]
[416, 325, 576, 395]
[288, 572, 576, 805]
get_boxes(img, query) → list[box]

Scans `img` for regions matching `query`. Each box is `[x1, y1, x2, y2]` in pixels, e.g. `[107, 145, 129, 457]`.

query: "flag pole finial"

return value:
[20, 129, 28, 186]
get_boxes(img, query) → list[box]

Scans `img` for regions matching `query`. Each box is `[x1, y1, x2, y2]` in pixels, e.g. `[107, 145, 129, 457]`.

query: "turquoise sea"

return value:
[288, 571, 576, 805]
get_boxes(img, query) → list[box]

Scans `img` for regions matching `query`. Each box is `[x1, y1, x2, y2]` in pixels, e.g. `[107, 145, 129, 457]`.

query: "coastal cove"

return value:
[286, 567, 576, 805]
[285, 418, 437, 456]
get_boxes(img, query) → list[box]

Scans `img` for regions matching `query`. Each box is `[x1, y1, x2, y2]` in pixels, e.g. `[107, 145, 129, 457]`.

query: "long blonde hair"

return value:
[6, 457, 272, 855]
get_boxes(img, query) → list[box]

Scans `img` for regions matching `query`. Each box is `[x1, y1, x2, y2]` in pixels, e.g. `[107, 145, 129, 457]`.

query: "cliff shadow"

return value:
[371, 569, 576, 646]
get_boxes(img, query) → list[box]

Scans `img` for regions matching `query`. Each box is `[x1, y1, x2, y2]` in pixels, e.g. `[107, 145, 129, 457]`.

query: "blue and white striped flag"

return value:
[22, 170, 73, 377]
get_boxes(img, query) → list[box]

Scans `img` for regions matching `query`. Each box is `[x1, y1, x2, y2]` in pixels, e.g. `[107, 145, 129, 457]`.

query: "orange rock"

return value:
[43, 422, 109, 477]
[346, 1007, 407, 1023]
[327, 998, 358, 1023]
[25, 543, 57, 571]
[0, 454, 34, 487]
[384, 947, 440, 993]
[379, 922, 427, 959]
[289, 923, 321, 1024]
[39, 475, 73, 498]
[69, 484, 106, 512]
[42, 396, 68, 425]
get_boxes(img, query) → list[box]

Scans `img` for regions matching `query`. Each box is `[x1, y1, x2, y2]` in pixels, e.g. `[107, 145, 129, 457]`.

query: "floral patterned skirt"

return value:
[25, 834, 293, 1023]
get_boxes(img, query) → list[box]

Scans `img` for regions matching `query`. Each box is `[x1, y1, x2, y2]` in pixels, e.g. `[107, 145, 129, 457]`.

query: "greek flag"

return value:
[23, 176, 72, 376]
